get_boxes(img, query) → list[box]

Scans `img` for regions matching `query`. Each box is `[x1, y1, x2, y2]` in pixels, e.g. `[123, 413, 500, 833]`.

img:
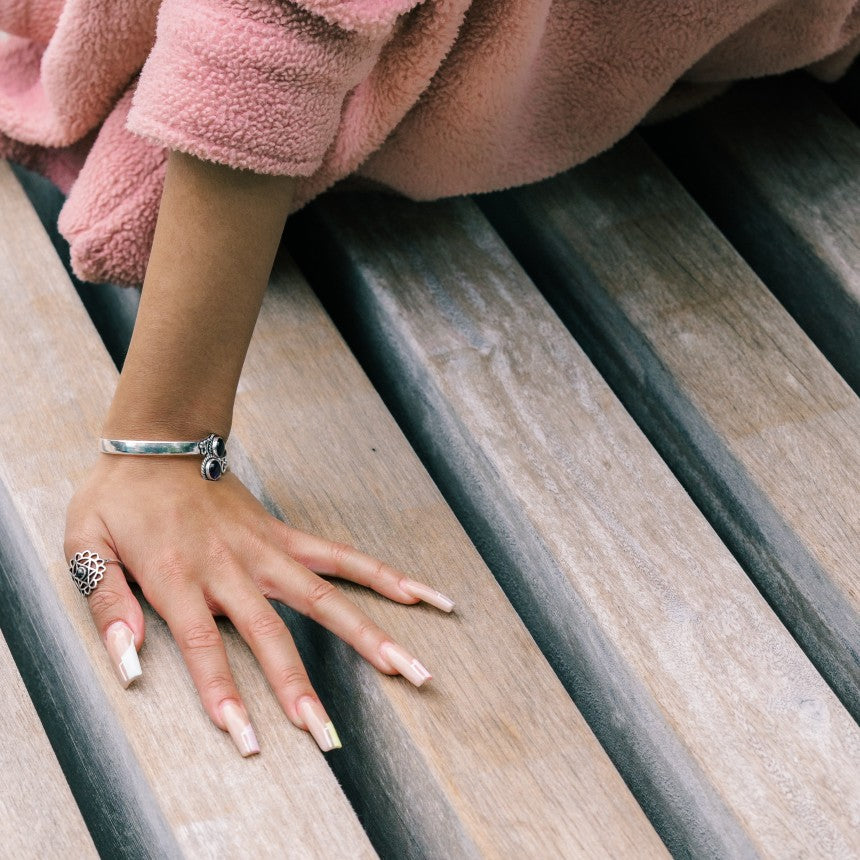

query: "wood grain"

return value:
[644, 74, 860, 392]
[0, 160, 377, 859]
[228, 254, 666, 859]
[290, 192, 860, 859]
[480, 133, 860, 724]
[0, 619, 96, 857]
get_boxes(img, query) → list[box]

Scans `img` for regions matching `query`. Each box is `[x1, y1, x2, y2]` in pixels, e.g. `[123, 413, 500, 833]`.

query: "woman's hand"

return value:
[64, 453, 454, 755]
[65, 149, 453, 756]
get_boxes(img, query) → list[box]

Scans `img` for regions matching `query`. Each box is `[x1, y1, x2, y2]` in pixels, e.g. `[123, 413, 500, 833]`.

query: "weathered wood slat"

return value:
[0, 160, 378, 858]
[289, 192, 860, 859]
[643, 75, 860, 392]
[479, 134, 860, 724]
[0, 619, 96, 858]
[226, 254, 666, 858]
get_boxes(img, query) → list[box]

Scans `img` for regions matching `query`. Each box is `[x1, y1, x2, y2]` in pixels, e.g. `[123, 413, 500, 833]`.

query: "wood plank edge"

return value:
[11, 164, 138, 369]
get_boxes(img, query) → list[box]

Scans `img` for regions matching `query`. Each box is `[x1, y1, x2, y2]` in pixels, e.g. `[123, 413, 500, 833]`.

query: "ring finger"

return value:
[155, 587, 260, 757]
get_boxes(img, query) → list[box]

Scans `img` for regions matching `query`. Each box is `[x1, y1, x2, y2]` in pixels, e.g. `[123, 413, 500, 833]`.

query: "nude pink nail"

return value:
[298, 698, 342, 752]
[105, 621, 142, 689]
[400, 579, 455, 612]
[220, 701, 260, 757]
[380, 642, 433, 687]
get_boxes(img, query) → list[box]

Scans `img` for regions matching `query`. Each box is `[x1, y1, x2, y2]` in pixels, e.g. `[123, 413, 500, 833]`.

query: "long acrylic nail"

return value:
[220, 701, 260, 757]
[380, 642, 433, 687]
[400, 579, 455, 613]
[298, 698, 342, 752]
[105, 621, 142, 688]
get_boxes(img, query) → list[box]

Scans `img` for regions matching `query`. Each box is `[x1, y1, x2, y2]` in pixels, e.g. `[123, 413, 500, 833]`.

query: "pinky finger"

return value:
[65, 534, 145, 689]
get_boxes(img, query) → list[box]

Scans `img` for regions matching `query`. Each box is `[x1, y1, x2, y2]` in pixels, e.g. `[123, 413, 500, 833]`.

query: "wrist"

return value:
[94, 432, 231, 482]
[101, 385, 233, 441]
[100, 416, 232, 441]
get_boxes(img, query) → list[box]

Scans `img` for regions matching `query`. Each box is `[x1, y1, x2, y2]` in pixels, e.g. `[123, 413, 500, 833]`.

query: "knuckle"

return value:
[179, 621, 221, 654]
[269, 518, 298, 554]
[153, 550, 188, 586]
[63, 523, 101, 561]
[371, 557, 388, 582]
[246, 609, 285, 643]
[304, 579, 338, 615]
[64, 494, 91, 531]
[274, 664, 310, 694]
[87, 584, 125, 618]
[239, 526, 268, 565]
[204, 537, 236, 571]
[353, 619, 382, 646]
[199, 671, 235, 698]
[63, 532, 83, 560]
[330, 541, 355, 568]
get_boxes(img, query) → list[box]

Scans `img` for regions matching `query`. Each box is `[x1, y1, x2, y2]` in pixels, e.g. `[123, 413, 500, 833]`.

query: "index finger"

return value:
[268, 522, 455, 612]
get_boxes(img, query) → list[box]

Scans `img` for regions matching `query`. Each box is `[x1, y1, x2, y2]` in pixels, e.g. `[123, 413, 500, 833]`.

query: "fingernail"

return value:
[298, 697, 342, 752]
[220, 701, 260, 757]
[105, 621, 142, 688]
[380, 642, 433, 687]
[400, 578, 455, 613]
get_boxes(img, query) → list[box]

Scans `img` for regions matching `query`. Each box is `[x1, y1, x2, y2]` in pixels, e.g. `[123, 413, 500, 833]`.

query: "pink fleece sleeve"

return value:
[126, 0, 422, 176]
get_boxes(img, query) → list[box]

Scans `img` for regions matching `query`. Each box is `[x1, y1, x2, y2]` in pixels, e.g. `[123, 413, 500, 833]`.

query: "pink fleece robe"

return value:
[1, 0, 858, 285]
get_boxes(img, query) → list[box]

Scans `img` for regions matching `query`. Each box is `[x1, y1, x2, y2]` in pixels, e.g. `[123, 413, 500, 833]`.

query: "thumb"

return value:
[66, 527, 145, 689]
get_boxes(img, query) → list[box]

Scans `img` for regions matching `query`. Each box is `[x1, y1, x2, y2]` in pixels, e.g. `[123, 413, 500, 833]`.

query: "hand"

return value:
[63, 453, 455, 756]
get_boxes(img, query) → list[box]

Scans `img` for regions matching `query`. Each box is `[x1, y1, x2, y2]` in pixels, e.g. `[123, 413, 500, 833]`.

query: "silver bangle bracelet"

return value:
[99, 432, 229, 481]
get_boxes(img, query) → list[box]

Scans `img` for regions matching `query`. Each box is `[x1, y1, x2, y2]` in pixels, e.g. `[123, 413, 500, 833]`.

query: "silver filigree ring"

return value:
[68, 550, 125, 597]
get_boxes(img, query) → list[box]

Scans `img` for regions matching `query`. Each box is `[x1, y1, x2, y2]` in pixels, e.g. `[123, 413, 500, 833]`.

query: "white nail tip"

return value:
[220, 701, 260, 757]
[380, 643, 433, 687]
[105, 622, 141, 689]
[239, 724, 260, 757]
[400, 580, 455, 613]
[298, 699, 342, 752]
[118, 641, 142, 687]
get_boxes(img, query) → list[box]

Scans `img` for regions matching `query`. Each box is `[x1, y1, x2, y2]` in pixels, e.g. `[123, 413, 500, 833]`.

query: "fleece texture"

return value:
[1, 0, 858, 285]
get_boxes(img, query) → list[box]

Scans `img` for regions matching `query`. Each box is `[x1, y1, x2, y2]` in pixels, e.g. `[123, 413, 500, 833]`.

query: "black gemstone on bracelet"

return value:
[213, 436, 226, 459]
[205, 458, 222, 480]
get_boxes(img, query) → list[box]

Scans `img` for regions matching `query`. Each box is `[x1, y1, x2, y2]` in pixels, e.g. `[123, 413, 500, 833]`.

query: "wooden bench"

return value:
[289, 190, 860, 857]
[0, 163, 664, 856]
[1, 67, 858, 856]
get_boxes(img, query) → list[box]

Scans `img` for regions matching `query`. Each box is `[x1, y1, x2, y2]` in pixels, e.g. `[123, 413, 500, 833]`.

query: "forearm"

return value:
[102, 150, 297, 440]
